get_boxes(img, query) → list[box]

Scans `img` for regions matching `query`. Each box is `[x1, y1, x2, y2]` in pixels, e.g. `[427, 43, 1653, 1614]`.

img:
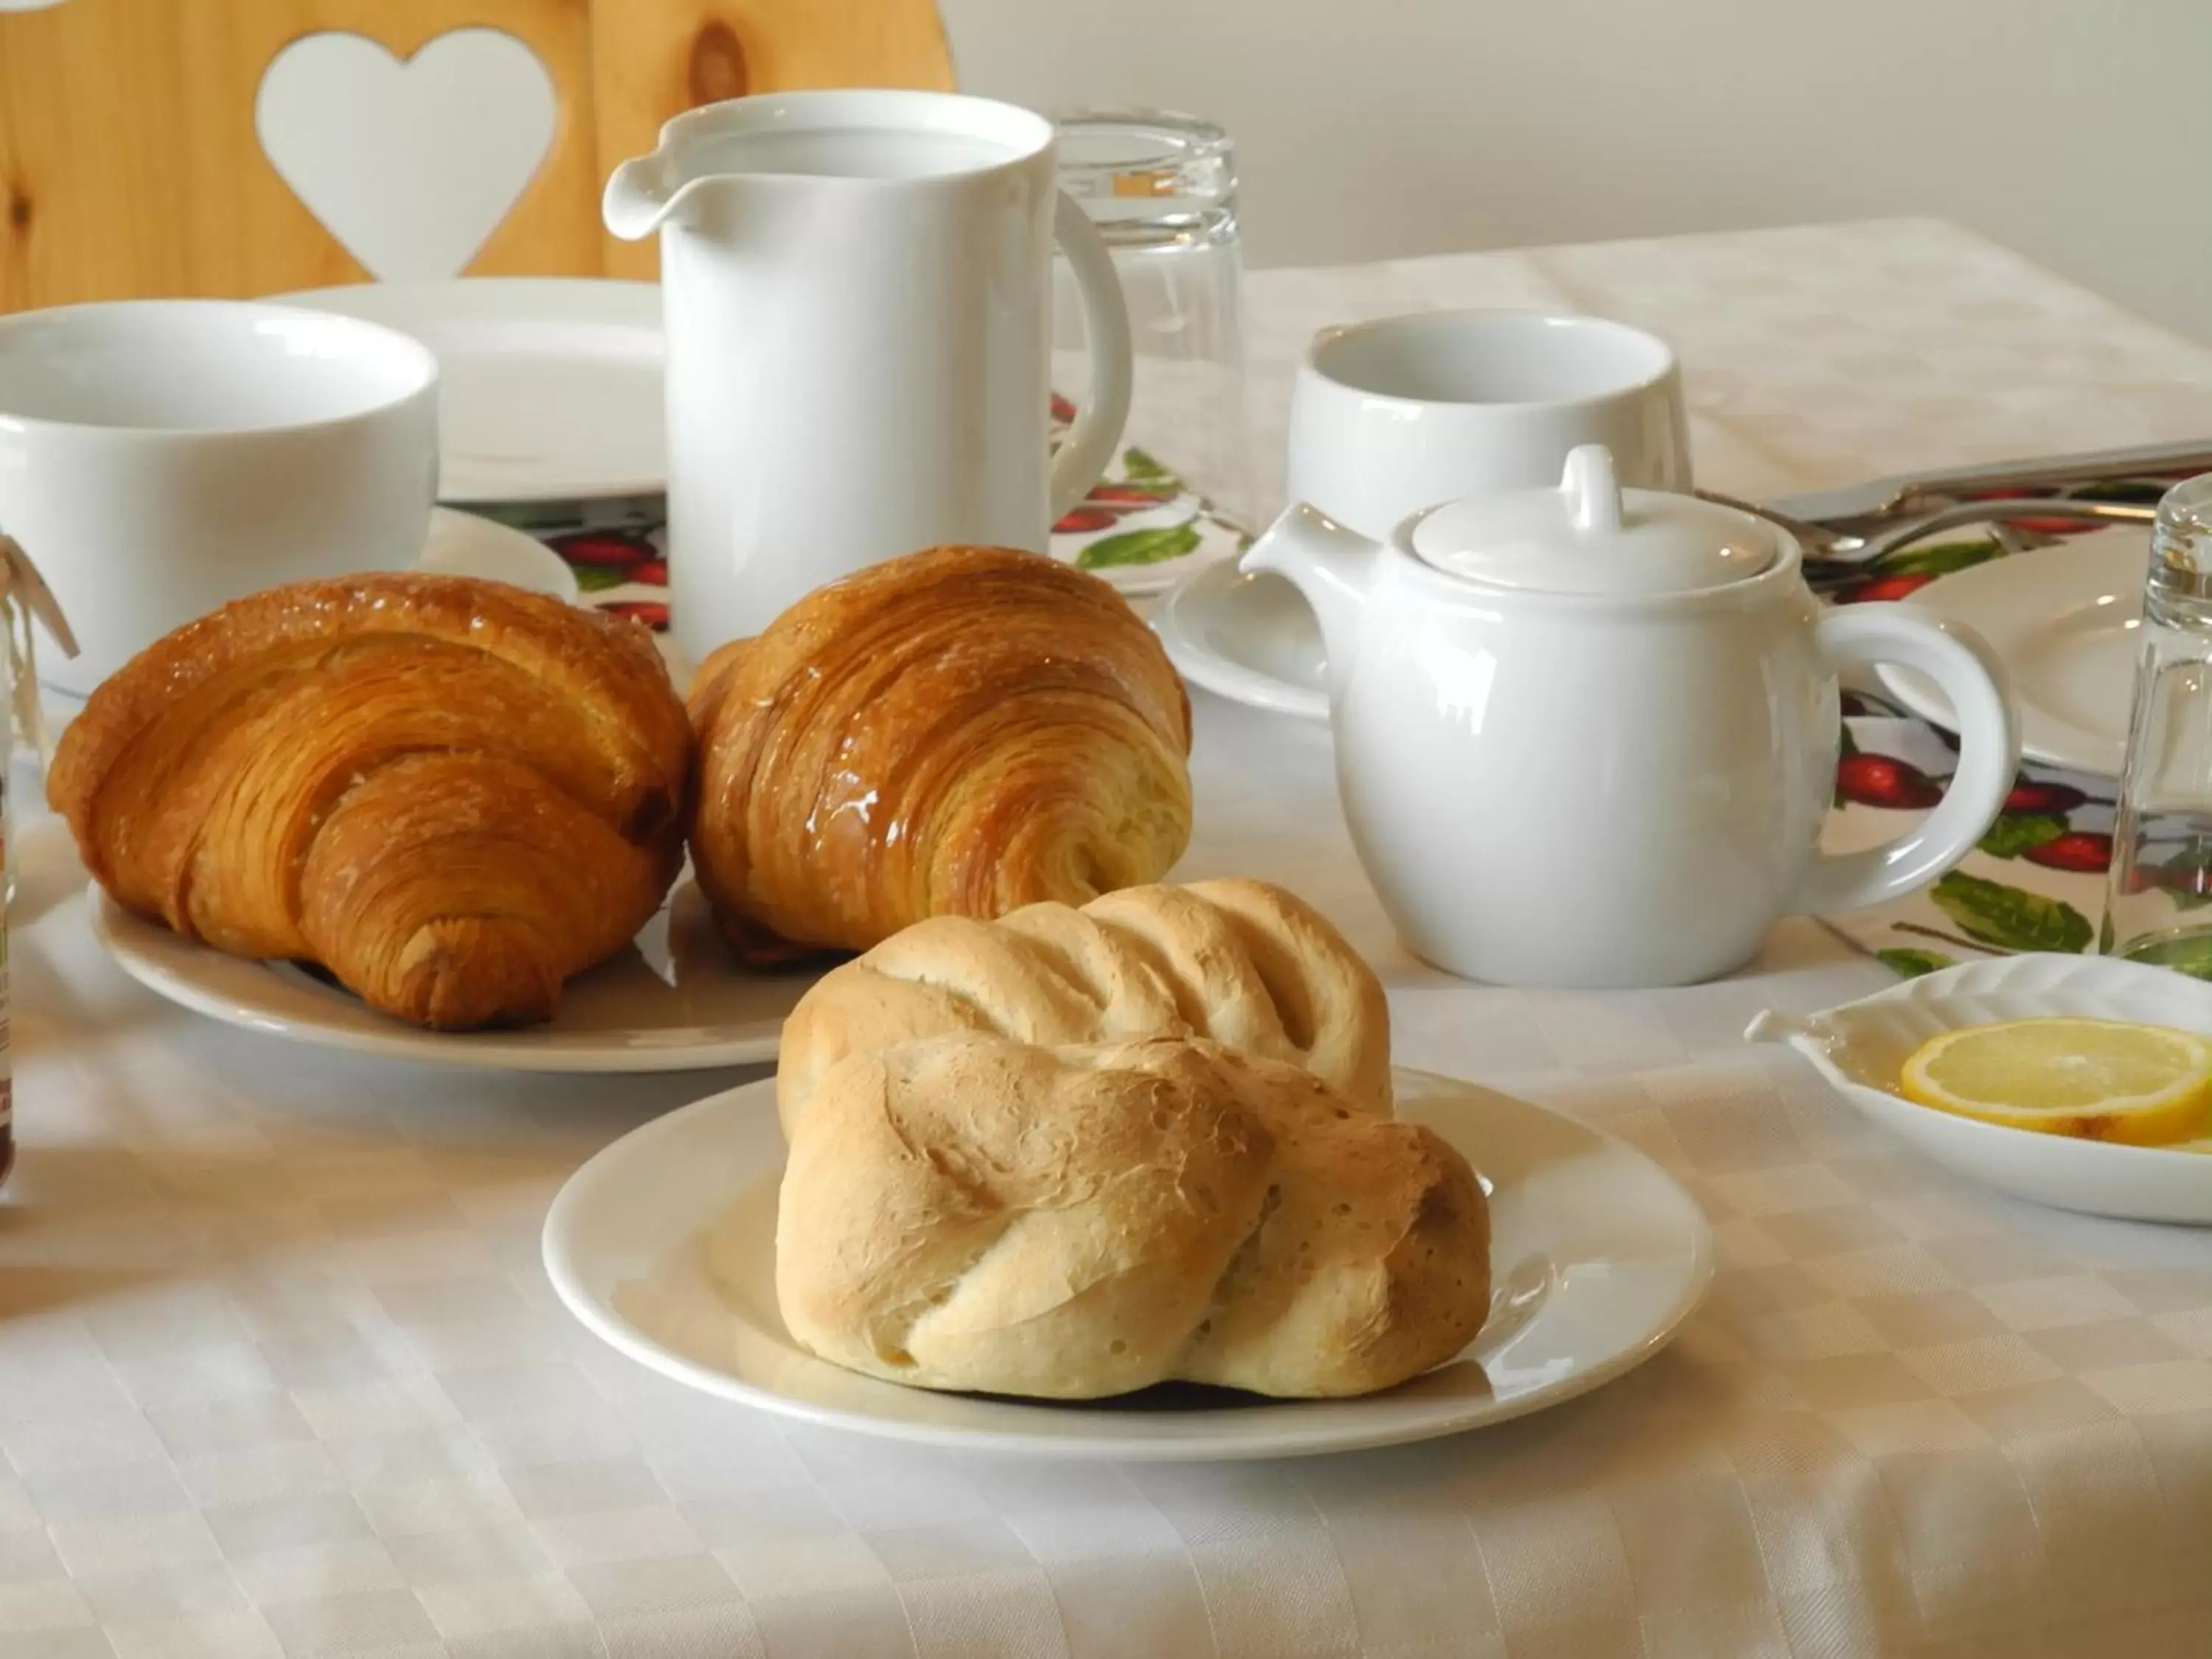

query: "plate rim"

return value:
[1152, 557, 1330, 721]
[1868, 529, 2145, 776]
[90, 890, 787, 1075]
[542, 1066, 1717, 1460]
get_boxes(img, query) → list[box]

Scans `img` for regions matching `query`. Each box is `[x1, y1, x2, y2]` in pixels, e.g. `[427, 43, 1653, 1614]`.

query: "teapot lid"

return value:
[1410, 446, 1779, 596]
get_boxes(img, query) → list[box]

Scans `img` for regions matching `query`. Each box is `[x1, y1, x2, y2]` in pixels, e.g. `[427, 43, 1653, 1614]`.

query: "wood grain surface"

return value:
[0, 0, 956, 307]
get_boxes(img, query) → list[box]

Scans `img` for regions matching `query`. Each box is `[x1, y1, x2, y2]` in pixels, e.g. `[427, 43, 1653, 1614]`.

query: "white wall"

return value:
[944, 0, 2212, 343]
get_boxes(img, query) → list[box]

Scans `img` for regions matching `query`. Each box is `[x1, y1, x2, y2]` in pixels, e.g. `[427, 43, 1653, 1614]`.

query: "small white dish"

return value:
[93, 883, 810, 1074]
[1152, 558, 1328, 720]
[1750, 953, 2212, 1225]
[278, 279, 667, 506]
[542, 1066, 1713, 1461]
[1874, 527, 2148, 777]
[418, 507, 580, 603]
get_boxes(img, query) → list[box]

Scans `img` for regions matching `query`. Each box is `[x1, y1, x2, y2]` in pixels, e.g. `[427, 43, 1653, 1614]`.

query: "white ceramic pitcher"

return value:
[605, 91, 1134, 664]
[1243, 446, 2020, 989]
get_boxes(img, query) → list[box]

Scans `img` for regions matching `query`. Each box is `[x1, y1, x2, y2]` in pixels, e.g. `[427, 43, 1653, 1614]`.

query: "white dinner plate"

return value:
[278, 279, 666, 507]
[93, 881, 813, 1074]
[543, 1067, 1714, 1460]
[1152, 558, 1328, 720]
[1751, 953, 2212, 1225]
[1872, 527, 2149, 777]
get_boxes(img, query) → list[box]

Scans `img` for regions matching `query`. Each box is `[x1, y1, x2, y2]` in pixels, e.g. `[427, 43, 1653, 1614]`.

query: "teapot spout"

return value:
[1240, 503, 1381, 692]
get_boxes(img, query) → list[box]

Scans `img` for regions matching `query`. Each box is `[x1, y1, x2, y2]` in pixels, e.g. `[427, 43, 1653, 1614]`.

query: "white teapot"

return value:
[1242, 446, 2019, 987]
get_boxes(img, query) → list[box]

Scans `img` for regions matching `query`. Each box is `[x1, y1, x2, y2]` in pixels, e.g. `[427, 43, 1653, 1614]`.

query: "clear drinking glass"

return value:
[2103, 473, 2212, 973]
[1051, 111, 1254, 538]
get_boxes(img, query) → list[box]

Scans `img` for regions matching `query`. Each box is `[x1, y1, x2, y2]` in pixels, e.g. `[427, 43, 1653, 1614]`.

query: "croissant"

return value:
[774, 878, 1391, 1136]
[49, 574, 692, 1030]
[686, 544, 1192, 960]
[763, 1032, 1490, 1399]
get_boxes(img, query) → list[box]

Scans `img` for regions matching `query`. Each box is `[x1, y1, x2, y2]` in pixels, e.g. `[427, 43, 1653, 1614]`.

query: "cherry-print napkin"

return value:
[490, 406, 1248, 629]
[1816, 481, 2175, 978]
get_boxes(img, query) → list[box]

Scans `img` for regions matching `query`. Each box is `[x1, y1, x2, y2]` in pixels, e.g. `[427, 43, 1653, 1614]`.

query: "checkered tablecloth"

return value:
[12, 218, 2212, 1658]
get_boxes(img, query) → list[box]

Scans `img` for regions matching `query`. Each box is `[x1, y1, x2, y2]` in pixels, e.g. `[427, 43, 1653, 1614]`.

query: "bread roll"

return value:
[48, 574, 690, 1029]
[686, 543, 1192, 960]
[776, 877, 1390, 1135]
[762, 1032, 1490, 1399]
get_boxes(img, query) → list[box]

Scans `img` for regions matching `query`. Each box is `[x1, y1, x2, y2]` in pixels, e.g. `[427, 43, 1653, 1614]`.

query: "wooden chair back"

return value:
[0, 0, 955, 307]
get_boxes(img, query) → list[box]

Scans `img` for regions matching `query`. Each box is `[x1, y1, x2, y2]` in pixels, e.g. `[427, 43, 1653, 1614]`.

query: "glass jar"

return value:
[1051, 111, 1255, 543]
[2102, 473, 2212, 973]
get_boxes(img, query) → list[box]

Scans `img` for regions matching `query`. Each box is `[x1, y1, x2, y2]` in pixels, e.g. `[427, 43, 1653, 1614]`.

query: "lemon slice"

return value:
[1899, 1018, 2212, 1145]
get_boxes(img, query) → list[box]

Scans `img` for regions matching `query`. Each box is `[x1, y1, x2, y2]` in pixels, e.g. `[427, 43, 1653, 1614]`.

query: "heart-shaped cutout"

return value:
[257, 28, 555, 281]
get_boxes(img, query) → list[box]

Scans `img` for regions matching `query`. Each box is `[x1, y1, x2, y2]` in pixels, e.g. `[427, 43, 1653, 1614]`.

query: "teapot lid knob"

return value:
[1408, 442, 1783, 596]
[1562, 445, 1624, 534]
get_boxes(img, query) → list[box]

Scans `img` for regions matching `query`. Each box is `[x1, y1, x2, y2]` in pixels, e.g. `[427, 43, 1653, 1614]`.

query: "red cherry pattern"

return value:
[2023, 832, 2112, 874]
[550, 530, 659, 568]
[1843, 573, 1935, 604]
[2003, 780, 2087, 815]
[1835, 753, 1944, 810]
[1054, 507, 1120, 534]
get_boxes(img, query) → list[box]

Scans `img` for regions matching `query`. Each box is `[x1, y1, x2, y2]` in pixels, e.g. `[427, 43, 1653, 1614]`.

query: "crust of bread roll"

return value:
[775, 877, 1390, 1137]
[762, 1032, 1489, 1400]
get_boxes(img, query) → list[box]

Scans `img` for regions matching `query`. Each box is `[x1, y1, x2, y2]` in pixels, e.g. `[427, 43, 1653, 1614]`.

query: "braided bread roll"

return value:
[775, 878, 1391, 1135]
[687, 544, 1192, 959]
[765, 1032, 1490, 1399]
[49, 574, 691, 1030]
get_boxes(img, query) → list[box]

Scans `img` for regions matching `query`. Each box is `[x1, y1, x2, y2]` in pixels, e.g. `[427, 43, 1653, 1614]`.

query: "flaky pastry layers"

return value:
[686, 544, 1193, 959]
[49, 574, 692, 1029]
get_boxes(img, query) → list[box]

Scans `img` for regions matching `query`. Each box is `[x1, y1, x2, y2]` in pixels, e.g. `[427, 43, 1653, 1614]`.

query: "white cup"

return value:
[1284, 310, 1691, 537]
[0, 300, 440, 696]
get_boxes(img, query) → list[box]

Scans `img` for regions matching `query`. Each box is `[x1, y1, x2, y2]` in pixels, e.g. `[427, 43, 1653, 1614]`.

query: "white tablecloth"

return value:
[11, 218, 2212, 1659]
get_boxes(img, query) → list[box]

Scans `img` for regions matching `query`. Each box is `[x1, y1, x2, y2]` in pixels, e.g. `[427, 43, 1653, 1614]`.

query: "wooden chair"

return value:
[0, 0, 955, 308]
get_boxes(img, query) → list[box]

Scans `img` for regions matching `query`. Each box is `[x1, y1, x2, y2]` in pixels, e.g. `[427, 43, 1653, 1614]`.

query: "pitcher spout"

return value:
[603, 151, 708, 241]
[1240, 503, 1381, 695]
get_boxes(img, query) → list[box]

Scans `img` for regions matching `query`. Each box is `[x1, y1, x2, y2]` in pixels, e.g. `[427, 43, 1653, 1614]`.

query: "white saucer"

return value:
[543, 1066, 1713, 1460]
[420, 506, 580, 602]
[1874, 527, 2148, 777]
[94, 883, 810, 1074]
[1152, 559, 1328, 720]
[278, 279, 665, 507]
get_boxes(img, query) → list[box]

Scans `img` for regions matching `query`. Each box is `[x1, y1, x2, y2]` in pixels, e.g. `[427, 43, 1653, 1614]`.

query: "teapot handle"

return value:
[1047, 192, 1135, 524]
[1790, 605, 2019, 917]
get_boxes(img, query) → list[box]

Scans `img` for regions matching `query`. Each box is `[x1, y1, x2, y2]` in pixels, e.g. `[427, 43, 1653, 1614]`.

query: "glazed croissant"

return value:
[687, 544, 1192, 960]
[765, 1032, 1490, 1399]
[49, 574, 692, 1030]
[775, 878, 1391, 1136]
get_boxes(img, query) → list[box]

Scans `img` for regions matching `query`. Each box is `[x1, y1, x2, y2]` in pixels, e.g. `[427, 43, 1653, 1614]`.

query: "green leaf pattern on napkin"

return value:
[1930, 872, 2094, 954]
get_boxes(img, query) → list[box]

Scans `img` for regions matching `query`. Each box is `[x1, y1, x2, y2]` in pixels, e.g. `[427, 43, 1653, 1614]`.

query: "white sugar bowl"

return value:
[1242, 446, 2020, 987]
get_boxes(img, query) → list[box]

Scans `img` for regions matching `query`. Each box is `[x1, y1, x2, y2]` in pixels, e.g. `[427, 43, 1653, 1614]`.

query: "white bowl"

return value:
[1749, 953, 2212, 1225]
[0, 299, 440, 695]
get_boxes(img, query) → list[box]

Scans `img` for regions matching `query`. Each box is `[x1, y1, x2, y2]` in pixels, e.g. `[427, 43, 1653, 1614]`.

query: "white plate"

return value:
[1750, 953, 2212, 1225]
[1873, 527, 2149, 776]
[277, 279, 666, 507]
[94, 883, 812, 1074]
[420, 505, 580, 602]
[543, 1066, 1713, 1460]
[1152, 558, 1329, 720]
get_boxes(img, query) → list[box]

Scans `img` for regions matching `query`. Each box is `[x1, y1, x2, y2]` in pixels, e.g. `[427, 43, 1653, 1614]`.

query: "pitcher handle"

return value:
[1790, 605, 2018, 917]
[1048, 192, 1135, 524]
